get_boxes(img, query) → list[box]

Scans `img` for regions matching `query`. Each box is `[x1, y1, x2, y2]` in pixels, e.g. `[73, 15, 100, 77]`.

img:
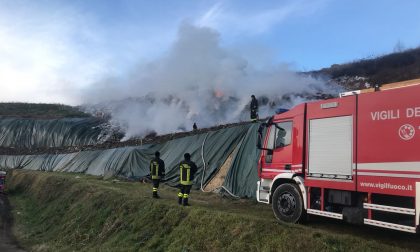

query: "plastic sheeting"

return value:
[222, 124, 260, 198]
[0, 117, 106, 148]
[0, 124, 260, 197]
[160, 125, 250, 188]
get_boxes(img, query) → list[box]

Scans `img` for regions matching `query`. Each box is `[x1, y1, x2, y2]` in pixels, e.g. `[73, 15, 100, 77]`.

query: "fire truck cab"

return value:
[257, 81, 420, 233]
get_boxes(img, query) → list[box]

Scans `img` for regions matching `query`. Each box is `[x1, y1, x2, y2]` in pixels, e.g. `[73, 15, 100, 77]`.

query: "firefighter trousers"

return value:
[178, 185, 192, 206]
[152, 179, 160, 197]
[250, 109, 258, 122]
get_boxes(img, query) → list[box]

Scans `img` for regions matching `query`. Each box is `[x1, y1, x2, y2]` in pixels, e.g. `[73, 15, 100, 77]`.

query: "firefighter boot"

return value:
[178, 192, 183, 205]
[153, 188, 159, 198]
[182, 194, 190, 206]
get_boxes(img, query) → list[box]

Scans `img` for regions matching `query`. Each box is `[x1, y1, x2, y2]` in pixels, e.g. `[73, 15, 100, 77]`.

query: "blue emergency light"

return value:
[275, 108, 289, 114]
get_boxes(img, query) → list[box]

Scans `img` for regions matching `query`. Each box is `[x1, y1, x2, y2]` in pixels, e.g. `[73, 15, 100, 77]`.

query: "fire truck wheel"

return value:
[272, 183, 303, 223]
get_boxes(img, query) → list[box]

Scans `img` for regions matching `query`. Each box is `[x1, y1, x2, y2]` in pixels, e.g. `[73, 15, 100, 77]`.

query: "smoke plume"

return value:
[82, 23, 335, 139]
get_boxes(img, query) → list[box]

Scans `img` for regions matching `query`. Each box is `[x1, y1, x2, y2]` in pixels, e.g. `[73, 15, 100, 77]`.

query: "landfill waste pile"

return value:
[0, 117, 261, 198]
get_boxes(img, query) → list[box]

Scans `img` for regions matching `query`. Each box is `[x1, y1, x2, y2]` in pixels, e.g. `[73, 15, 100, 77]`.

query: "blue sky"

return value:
[0, 0, 419, 103]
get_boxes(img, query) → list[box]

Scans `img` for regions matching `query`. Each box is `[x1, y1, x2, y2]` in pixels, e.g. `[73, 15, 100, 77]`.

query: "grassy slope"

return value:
[6, 170, 416, 252]
[313, 47, 420, 85]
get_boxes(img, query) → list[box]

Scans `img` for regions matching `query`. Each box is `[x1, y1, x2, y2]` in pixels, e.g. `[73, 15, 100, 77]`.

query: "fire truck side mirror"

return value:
[257, 134, 263, 149]
[257, 124, 265, 149]
[257, 123, 273, 151]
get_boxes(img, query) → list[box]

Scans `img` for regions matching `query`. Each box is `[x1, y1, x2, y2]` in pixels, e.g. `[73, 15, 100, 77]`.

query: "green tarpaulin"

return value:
[0, 117, 106, 148]
[222, 124, 260, 198]
[0, 123, 261, 198]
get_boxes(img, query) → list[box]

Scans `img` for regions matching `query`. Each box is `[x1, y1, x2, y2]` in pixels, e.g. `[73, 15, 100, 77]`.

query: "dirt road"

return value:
[0, 194, 25, 252]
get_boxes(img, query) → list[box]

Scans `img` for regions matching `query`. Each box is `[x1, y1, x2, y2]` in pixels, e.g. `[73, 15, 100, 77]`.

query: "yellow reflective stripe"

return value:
[178, 192, 183, 197]
[151, 161, 159, 177]
[180, 181, 192, 185]
[180, 163, 192, 184]
[153, 188, 158, 192]
[183, 194, 189, 198]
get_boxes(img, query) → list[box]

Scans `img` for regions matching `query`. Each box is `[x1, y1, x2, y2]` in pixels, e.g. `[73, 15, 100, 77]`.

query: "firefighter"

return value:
[193, 122, 198, 131]
[150, 151, 165, 198]
[177, 153, 198, 206]
[250, 95, 259, 122]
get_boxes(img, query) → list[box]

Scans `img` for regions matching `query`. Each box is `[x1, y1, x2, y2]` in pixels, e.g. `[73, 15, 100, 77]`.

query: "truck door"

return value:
[263, 120, 293, 175]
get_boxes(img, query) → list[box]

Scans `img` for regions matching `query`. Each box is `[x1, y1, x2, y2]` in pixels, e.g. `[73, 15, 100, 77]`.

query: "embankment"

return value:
[0, 123, 260, 198]
[6, 170, 410, 252]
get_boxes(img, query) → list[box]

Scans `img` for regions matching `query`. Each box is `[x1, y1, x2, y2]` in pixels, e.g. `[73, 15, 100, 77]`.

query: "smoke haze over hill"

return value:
[82, 23, 335, 139]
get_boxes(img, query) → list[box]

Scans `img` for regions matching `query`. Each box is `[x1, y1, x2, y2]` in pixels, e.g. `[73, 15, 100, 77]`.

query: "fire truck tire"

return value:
[272, 183, 304, 223]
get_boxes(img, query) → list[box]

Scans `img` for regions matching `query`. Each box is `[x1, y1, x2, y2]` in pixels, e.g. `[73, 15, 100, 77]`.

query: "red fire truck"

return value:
[256, 80, 420, 233]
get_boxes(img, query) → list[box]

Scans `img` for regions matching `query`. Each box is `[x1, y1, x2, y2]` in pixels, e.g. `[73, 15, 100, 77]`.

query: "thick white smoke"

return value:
[83, 23, 334, 139]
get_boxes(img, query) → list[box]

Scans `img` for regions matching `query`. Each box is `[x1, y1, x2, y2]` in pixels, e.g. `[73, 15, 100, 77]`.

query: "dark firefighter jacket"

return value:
[150, 158, 165, 180]
[179, 160, 198, 185]
[251, 98, 258, 111]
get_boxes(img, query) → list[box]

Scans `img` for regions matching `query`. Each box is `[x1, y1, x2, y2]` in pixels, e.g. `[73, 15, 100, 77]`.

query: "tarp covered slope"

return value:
[222, 124, 260, 198]
[0, 117, 106, 148]
[0, 124, 260, 197]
